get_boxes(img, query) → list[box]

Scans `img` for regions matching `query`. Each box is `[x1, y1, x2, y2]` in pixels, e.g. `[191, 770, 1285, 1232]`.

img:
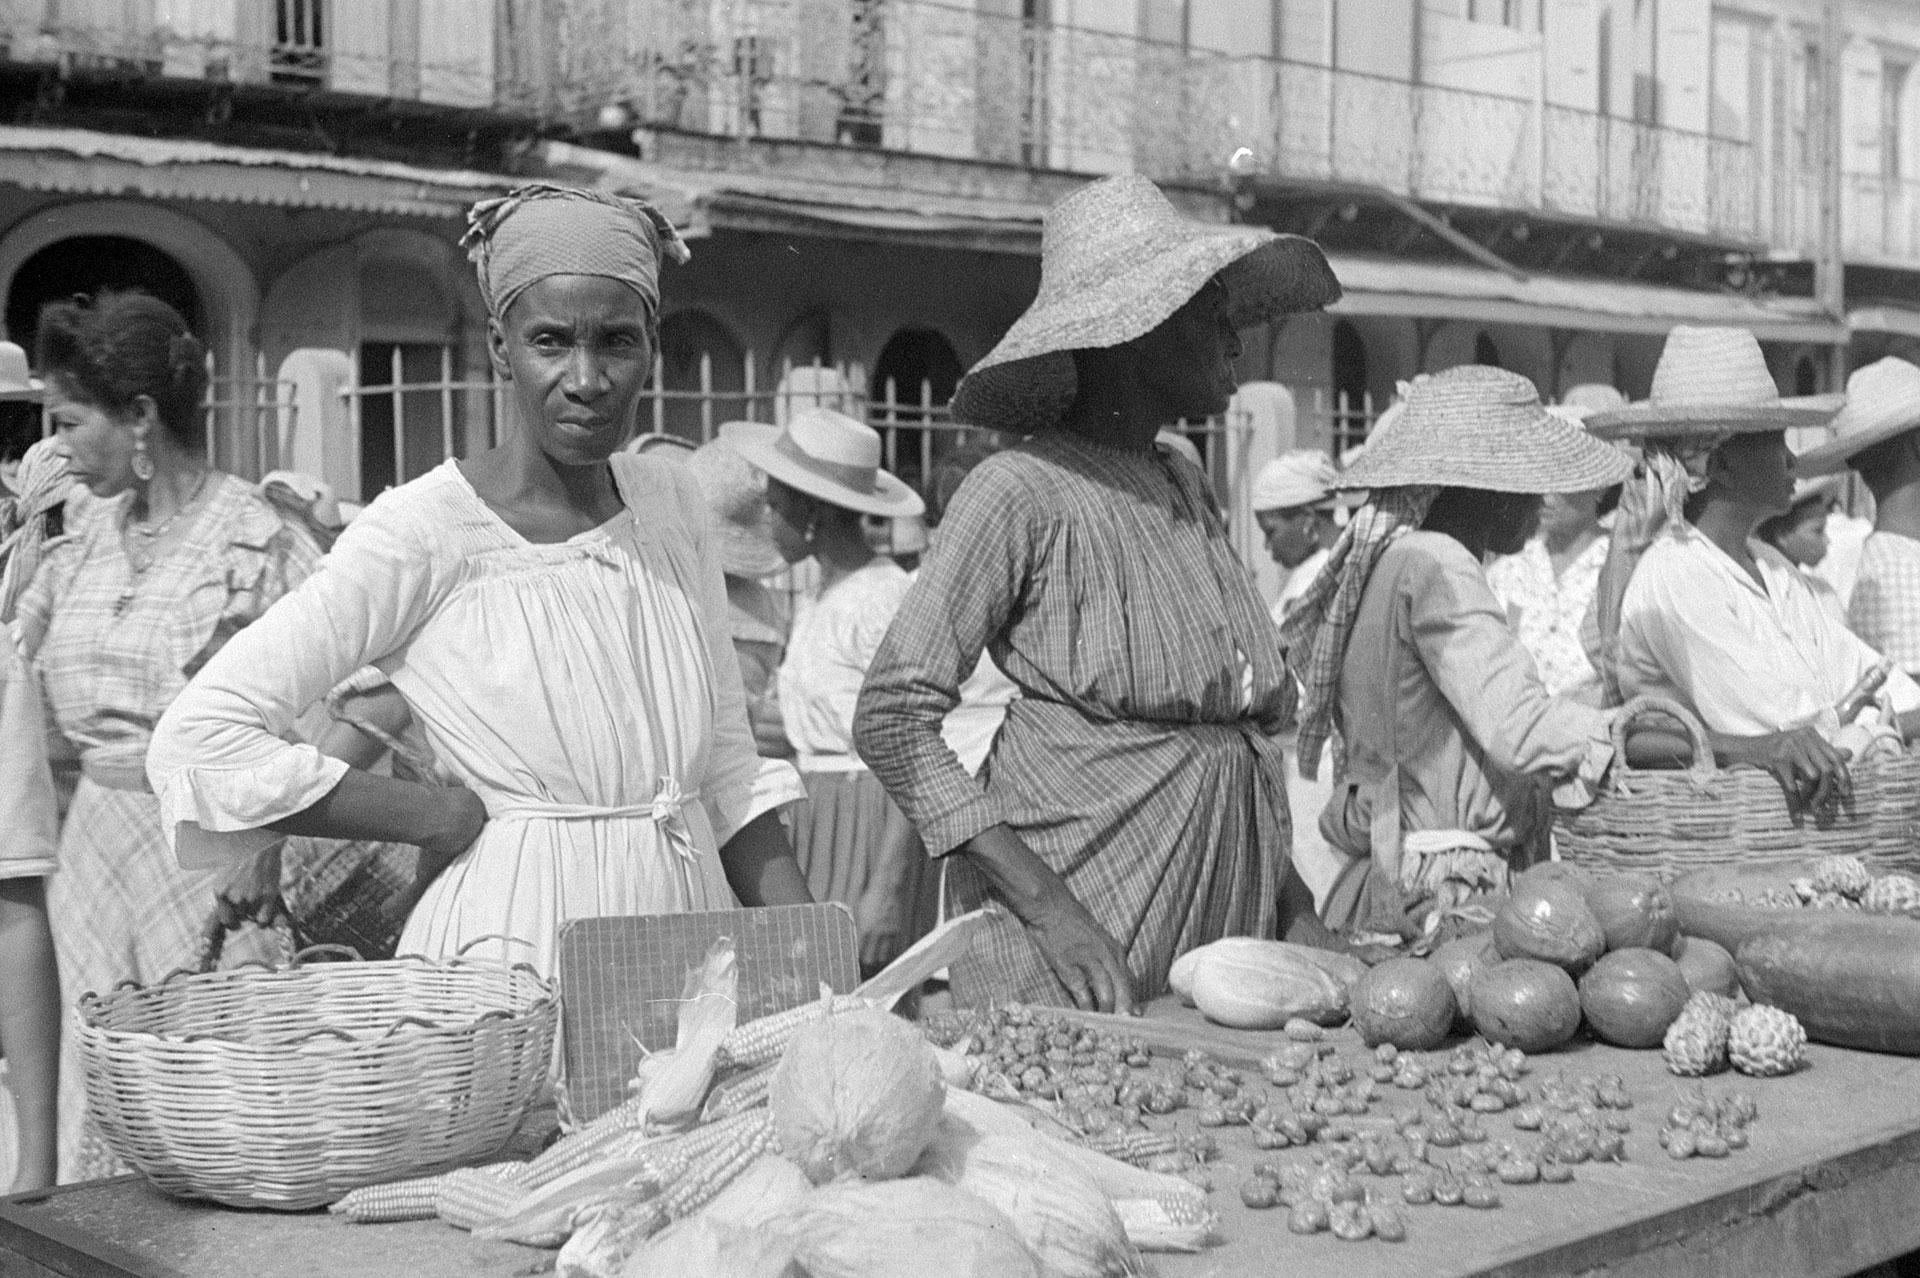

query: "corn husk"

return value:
[556, 1194, 665, 1278]
[940, 1088, 1205, 1209]
[631, 938, 740, 1135]
[771, 1177, 1041, 1278]
[770, 1008, 945, 1184]
[699, 1153, 813, 1228]
[918, 1123, 1141, 1278]
[619, 1214, 802, 1278]
[853, 907, 998, 1009]
[1110, 1198, 1220, 1253]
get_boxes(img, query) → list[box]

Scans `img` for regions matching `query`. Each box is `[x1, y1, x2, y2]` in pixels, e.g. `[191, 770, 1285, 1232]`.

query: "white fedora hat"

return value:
[732, 407, 925, 519]
[1587, 326, 1840, 440]
[1794, 357, 1920, 475]
[0, 341, 43, 402]
[686, 424, 786, 578]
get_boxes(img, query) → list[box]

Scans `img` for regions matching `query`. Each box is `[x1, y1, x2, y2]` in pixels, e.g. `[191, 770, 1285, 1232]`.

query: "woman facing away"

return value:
[148, 186, 812, 981]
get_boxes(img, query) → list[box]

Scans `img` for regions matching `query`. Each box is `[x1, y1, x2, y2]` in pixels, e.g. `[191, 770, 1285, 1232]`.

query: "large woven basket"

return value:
[75, 946, 557, 1210]
[1555, 696, 1920, 879]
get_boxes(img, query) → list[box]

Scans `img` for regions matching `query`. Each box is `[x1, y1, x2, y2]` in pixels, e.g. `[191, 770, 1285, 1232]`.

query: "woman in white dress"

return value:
[146, 186, 812, 976]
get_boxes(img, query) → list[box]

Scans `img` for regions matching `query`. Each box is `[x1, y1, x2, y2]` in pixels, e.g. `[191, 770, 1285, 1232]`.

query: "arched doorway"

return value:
[657, 309, 749, 443]
[1330, 320, 1370, 456]
[870, 326, 963, 490]
[1474, 331, 1503, 368]
[5, 236, 205, 351]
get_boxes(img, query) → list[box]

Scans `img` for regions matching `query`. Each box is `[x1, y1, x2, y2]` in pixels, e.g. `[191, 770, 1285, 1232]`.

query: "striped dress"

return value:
[854, 430, 1294, 1006]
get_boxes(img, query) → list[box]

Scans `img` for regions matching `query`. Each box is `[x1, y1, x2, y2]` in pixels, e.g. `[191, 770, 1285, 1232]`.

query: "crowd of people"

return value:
[5, 171, 1920, 1192]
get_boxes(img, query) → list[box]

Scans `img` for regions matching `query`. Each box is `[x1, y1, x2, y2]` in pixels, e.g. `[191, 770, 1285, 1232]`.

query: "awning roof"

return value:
[1328, 255, 1847, 344]
[1849, 305, 1920, 338]
[0, 126, 514, 217]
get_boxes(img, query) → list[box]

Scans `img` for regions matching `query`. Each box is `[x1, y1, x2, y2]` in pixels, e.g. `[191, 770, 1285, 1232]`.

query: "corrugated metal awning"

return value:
[1849, 306, 1920, 338]
[0, 126, 515, 218]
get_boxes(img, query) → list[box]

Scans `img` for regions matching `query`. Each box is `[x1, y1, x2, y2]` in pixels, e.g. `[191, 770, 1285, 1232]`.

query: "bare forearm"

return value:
[269, 768, 465, 848]
[961, 823, 1077, 924]
[0, 879, 59, 1191]
[719, 810, 812, 908]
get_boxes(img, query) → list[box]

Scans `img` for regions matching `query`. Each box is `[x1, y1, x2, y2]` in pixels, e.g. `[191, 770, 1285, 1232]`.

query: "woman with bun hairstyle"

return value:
[15, 292, 326, 1180]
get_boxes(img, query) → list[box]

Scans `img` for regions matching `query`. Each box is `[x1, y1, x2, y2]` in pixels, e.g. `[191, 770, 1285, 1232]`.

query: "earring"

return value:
[131, 435, 155, 483]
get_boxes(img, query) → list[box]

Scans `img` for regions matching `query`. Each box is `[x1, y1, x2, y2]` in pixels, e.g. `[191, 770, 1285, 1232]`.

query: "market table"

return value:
[4, 998, 1920, 1278]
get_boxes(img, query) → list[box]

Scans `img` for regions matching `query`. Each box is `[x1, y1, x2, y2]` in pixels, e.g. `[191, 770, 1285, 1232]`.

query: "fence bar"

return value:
[440, 346, 456, 463]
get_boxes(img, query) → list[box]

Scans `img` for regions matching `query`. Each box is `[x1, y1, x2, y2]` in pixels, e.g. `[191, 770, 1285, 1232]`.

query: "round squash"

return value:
[1584, 874, 1680, 955]
[1494, 877, 1606, 974]
[1430, 932, 1498, 1027]
[1349, 958, 1456, 1050]
[1469, 958, 1582, 1053]
[1577, 947, 1691, 1048]
[1671, 935, 1742, 999]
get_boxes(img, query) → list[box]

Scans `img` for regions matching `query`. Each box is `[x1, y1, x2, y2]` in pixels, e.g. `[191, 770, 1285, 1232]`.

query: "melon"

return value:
[1349, 958, 1456, 1050]
[1577, 948, 1691, 1048]
[1671, 935, 1742, 1000]
[1468, 958, 1582, 1053]
[1430, 932, 1498, 1026]
[1584, 874, 1680, 955]
[1493, 877, 1606, 974]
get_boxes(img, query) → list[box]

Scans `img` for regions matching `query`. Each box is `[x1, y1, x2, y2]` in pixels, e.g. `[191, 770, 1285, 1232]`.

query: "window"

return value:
[1886, 60, 1910, 182]
[273, 0, 326, 84]
[1468, 0, 1525, 31]
[358, 342, 460, 498]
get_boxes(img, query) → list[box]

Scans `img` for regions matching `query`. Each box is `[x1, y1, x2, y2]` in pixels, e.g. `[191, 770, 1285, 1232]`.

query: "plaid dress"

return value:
[854, 430, 1294, 1006]
[15, 477, 320, 1182]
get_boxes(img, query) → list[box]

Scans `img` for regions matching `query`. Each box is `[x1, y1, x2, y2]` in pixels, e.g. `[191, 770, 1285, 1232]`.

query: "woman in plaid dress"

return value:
[15, 294, 323, 1181]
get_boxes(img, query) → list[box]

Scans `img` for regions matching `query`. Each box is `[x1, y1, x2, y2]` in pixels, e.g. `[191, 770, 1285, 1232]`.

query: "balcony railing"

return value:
[1844, 172, 1920, 265]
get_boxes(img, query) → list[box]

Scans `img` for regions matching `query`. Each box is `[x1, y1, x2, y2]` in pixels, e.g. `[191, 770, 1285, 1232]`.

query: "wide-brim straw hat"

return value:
[1794, 357, 1920, 474]
[733, 406, 925, 519]
[1587, 326, 1841, 440]
[950, 174, 1340, 434]
[0, 341, 43, 402]
[686, 424, 786, 578]
[1339, 365, 1633, 494]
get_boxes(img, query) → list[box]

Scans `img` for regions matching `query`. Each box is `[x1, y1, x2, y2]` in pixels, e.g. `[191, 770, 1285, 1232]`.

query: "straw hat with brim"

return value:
[1787, 473, 1845, 511]
[950, 174, 1340, 434]
[732, 407, 924, 519]
[687, 424, 786, 578]
[1794, 357, 1920, 474]
[1586, 326, 1841, 440]
[1338, 365, 1634, 494]
[0, 342, 42, 402]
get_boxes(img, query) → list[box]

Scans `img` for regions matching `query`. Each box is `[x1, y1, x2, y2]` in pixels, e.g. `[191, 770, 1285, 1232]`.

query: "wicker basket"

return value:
[75, 946, 558, 1210]
[1554, 696, 1920, 879]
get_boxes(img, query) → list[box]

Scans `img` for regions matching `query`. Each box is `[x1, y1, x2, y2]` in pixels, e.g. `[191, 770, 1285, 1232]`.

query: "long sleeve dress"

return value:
[14, 476, 321, 1182]
[147, 455, 805, 979]
[854, 431, 1294, 1006]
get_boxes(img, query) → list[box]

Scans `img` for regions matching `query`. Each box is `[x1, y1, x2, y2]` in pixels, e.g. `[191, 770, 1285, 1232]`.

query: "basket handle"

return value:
[452, 933, 536, 958]
[1611, 695, 1716, 785]
[288, 943, 368, 967]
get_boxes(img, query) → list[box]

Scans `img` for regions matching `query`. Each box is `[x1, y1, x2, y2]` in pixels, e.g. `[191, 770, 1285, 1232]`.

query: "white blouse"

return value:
[777, 557, 911, 770]
[147, 456, 804, 975]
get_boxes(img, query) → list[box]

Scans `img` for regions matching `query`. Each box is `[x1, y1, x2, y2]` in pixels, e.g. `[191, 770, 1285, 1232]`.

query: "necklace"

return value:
[116, 470, 212, 614]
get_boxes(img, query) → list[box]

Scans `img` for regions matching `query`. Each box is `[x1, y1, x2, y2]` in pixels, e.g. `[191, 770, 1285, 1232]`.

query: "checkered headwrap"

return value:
[462, 184, 691, 322]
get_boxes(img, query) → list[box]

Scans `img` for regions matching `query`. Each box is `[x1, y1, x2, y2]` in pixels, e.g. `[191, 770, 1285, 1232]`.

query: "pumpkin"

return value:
[1493, 876, 1606, 974]
[1577, 948, 1691, 1048]
[1469, 958, 1582, 1053]
[1349, 958, 1456, 1050]
[1671, 935, 1742, 999]
[1584, 874, 1680, 955]
[1186, 941, 1351, 1030]
[1430, 932, 1498, 1027]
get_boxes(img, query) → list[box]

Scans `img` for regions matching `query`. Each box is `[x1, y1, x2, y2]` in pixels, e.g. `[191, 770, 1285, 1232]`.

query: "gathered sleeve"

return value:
[146, 498, 442, 869]
[1408, 542, 1614, 806]
[0, 640, 57, 879]
[624, 457, 803, 845]
[855, 458, 1035, 855]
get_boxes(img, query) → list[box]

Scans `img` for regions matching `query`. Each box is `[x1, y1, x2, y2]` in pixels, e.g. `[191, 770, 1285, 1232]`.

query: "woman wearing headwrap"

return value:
[1281, 366, 1634, 945]
[854, 175, 1344, 1012]
[149, 185, 812, 979]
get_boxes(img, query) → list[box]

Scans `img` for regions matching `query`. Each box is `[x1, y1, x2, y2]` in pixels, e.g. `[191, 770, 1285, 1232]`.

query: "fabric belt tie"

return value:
[488, 777, 701, 865]
[81, 754, 152, 793]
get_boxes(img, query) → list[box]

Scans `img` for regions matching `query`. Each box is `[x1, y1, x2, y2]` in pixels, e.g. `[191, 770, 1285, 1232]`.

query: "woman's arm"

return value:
[0, 878, 57, 1192]
[1625, 723, 1851, 812]
[962, 825, 1135, 1015]
[717, 810, 811, 909]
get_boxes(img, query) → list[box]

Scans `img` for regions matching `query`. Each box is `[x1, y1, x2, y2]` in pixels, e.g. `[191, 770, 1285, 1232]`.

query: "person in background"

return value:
[1753, 476, 1846, 625]
[687, 425, 794, 759]
[149, 186, 812, 987]
[16, 293, 325, 1181]
[856, 174, 1344, 1012]
[1251, 450, 1338, 624]
[1797, 357, 1920, 678]
[1587, 327, 1920, 811]
[736, 408, 928, 973]
[1284, 367, 1633, 947]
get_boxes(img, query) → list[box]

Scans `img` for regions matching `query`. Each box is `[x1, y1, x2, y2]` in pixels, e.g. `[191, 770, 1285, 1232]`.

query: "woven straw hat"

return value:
[1587, 326, 1840, 439]
[1794, 357, 1920, 474]
[732, 407, 924, 519]
[950, 175, 1339, 433]
[1338, 366, 1633, 494]
[686, 425, 786, 578]
[0, 342, 42, 402]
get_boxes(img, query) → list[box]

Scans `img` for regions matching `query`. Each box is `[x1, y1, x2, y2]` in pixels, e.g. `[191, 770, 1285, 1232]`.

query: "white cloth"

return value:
[1815, 511, 1873, 609]
[942, 654, 1020, 777]
[147, 456, 804, 976]
[1269, 546, 1330, 627]
[1850, 531, 1920, 678]
[1618, 527, 1920, 738]
[778, 557, 911, 769]
[1486, 534, 1609, 703]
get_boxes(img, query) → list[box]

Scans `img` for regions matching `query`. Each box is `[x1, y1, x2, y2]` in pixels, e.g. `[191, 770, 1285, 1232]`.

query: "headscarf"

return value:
[462, 184, 691, 323]
[1279, 485, 1438, 778]
[0, 438, 73, 624]
[1582, 436, 1722, 704]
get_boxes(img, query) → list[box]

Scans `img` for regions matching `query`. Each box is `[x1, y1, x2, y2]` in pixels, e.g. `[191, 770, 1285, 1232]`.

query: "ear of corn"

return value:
[701, 1064, 774, 1122]
[329, 1174, 442, 1224]
[1110, 1196, 1220, 1253]
[1076, 1130, 1179, 1167]
[435, 1165, 531, 1232]
[715, 994, 871, 1072]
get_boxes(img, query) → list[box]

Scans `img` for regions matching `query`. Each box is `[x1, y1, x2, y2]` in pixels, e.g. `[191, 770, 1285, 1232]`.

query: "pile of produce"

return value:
[1707, 854, 1919, 915]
